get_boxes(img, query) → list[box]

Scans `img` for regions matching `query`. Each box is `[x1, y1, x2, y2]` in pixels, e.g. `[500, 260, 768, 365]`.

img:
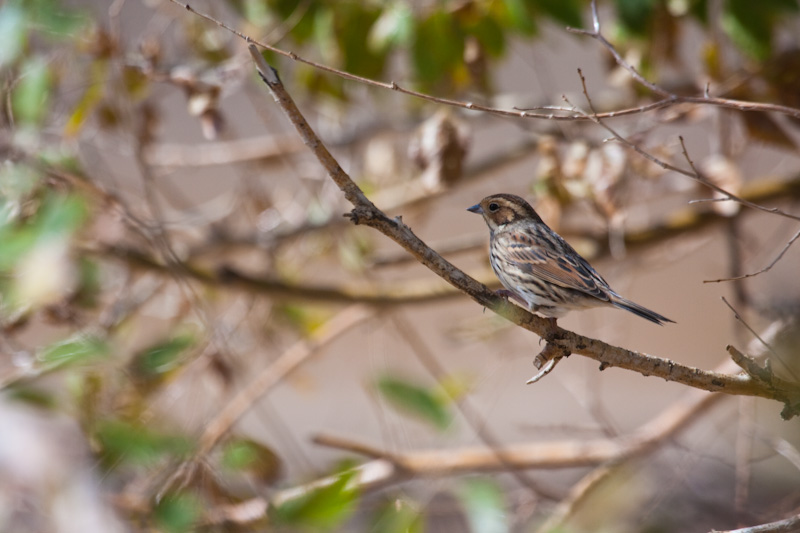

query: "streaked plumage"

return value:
[468, 193, 673, 325]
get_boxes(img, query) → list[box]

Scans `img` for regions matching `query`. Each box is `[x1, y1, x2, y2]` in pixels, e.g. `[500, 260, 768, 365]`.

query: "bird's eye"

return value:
[488, 202, 499, 212]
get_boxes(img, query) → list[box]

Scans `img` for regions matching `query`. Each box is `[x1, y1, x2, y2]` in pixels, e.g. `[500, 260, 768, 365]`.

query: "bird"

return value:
[468, 193, 673, 326]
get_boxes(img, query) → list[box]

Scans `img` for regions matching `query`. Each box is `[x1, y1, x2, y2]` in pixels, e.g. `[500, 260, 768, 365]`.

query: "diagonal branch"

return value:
[245, 45, 800, 418]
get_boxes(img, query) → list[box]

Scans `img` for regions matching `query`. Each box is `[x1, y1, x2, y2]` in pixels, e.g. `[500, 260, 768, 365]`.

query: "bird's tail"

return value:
[610, 295, 674, 326]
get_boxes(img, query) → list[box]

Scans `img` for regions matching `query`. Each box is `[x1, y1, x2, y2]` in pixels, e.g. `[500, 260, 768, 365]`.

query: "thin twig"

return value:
[722, 298, 800, 384]
[569, 69, 800, 223]
[705, 228, 800, 283]
[710, 513, 800, 533]
[721, 297, 783, 361]
[568, 0, 800, 119]
[169, 0, 800, 122]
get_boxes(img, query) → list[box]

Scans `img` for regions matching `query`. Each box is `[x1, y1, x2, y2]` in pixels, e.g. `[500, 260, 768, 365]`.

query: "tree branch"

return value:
[246, 45, 800, 418]
[92, 243, 480, 305]
[711, 513, 800, 533]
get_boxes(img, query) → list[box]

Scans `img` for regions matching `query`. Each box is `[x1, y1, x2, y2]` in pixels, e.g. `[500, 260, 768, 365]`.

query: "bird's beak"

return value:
[467, 203, 483, 214]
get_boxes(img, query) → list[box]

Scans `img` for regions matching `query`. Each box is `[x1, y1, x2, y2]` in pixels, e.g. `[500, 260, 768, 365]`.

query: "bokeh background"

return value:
[1, 0, 800, 531]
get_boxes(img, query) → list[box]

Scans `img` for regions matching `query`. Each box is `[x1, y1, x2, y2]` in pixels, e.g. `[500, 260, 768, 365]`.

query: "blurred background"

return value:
[1, 0, 800, 531]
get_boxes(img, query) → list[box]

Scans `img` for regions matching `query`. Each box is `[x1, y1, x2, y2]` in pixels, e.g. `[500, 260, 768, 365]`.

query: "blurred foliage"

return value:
[221, 437, 282, 483]
[224, 0, 799, 97]
[455, 479, 508, 533]
[1, 0, 799, 531]
[40, 334, 108, 367]
[377, 375, 455, 430]
[371, 498, 424, 533]
[95, 419, 194, 468]
[129, 333, 196, 388]
[272, 468, 359, 529]
[154, 492, 203, 533]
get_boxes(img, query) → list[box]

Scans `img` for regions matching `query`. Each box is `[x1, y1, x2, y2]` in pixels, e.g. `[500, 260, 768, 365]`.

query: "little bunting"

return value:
[468, 193, 673, 325]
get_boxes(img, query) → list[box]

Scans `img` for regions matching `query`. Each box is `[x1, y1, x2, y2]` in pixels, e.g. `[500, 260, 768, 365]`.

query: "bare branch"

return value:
[566, 70, 800, 223]
[705, 228, 800, 283]
[316, 381, 726, 476]
[192, 380, 727, 526]
[710, 513, 800, 533]
[92, 244, 478, 305]
[169, 0, 800, 123]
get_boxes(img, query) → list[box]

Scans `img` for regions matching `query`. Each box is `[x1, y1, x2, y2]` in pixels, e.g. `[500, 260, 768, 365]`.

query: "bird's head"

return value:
[467, 194, 543, 231]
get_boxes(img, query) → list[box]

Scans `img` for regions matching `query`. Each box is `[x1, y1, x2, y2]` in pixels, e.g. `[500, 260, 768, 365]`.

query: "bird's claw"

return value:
[495, 289, 527, 307]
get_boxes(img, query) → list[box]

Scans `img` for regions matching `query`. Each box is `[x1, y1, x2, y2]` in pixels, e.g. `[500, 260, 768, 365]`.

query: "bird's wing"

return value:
[494, 228, 612, 302]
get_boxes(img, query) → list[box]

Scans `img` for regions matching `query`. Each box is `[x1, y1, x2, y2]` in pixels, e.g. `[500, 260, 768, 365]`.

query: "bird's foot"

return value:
[495, 289, 528, 307]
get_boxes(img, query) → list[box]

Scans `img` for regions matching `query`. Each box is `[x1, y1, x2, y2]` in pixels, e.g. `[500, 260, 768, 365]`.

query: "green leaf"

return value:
[372, 499, 423, 533]
[502, 0, 537, 35]
[23, 0, 88, 37]
[95, 419, 193, 467]
[154, 492, 201, 533]
[39, 335, 108, 367]
[688, 0, 709, 23]
[221, 438, 281, 483]
[467, 14, 506, 57]
[41, 193, 87, 236]
[272, 469, 358, 529]
[722, 0, 771, 59]
[411, 9, 465, 84]
[368, 2, 414, 52]
[5, 385, 57, 409]
[336, 4, 386, 79]
[64, 61, 107, 137]
[0, 225, 37, 270]
[269, 0, 319, 44]
[37, 146, 83, 174]
[11, 56, 53, 126]
[0, 193, 86, 273]
[0, 162, 41, 218]
[720, 0, 797, 60]
[276, 303, 333, 335]
[456, 479, 508, 533]
[74, 257, 101, 308]
[130, 334, 195, 382]
[242, 0, 270, 27]
[313, 7, 338, 66]
[377, 376, 452, 430]
[534, 0, 584, 28]
[0, 3, 28, 68]
[614, 0, 657, 34]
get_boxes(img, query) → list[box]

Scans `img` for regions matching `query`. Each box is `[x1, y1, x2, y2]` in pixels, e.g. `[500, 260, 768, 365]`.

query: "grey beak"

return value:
[467, 203, 483, 214]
